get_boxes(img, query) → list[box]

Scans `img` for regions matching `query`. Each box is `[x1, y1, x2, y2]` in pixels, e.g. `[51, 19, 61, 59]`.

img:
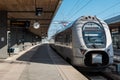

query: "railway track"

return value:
[80, 71, 120, 80]
[76, 65, 120, 80]
[81, 72, 108, 80]
[81, 55, 120, 80]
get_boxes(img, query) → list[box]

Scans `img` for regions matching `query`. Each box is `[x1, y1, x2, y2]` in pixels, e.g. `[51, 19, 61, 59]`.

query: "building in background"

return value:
[105, 15, 120, 49]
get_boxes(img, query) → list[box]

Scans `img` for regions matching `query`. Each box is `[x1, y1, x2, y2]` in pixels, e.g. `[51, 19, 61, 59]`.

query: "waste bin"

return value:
[8, 48, 14, 53]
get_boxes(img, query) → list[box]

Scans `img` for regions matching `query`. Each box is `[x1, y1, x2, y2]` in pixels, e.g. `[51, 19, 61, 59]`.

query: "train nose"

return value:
[84, 51, 109, 67]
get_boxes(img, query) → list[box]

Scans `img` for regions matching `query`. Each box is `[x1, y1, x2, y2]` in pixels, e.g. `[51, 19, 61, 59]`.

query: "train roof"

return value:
[52, 16, 105, 37]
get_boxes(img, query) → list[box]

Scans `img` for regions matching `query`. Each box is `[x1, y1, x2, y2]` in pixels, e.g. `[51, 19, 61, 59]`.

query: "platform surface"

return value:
[0, 44, 88, 80]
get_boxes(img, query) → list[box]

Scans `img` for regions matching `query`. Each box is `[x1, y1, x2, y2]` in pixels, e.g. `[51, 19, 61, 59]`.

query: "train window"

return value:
[82, 22, 106, 48]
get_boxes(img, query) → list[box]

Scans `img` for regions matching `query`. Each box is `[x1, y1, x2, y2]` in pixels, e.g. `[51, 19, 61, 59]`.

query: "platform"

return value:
[0, 44, 88, 80]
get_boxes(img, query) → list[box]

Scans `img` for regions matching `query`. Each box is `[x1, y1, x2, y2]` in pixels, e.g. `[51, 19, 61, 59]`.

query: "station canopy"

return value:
[0, 0, 62, 36]
[105, 15, 120, 29]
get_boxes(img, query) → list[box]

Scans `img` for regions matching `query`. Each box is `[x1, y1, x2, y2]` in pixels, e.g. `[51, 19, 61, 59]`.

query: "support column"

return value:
[0, 11, 8, 58]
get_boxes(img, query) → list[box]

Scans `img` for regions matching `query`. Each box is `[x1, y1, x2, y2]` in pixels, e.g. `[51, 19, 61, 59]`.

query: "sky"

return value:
[48, 0, 120, 39]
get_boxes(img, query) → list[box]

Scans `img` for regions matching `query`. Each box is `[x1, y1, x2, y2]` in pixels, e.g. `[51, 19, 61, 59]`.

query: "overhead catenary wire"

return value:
[52, 0, 92, 30]
[56, 0, 71, 22]
[65, 0, 83, 19]
[52, 1, 78, 26]
[60, 0, 80, 22]
[68, 0, 92, 21]
[96, 1, 120, 16]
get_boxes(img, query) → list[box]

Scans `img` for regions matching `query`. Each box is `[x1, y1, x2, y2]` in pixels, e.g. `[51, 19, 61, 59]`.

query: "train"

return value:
[50, 16, 113, 71]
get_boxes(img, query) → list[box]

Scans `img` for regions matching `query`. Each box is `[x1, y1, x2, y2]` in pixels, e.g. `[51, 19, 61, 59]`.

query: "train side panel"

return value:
[71, 22, 85, 66]
[102, 22, 113, 64]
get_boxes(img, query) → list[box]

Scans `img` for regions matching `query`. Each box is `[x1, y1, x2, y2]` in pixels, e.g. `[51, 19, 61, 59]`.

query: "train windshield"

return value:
[83, 22, 106, 48]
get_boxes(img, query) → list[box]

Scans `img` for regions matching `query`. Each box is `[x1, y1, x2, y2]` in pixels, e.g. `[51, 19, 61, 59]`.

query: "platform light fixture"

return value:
[35, 8, 43, 16]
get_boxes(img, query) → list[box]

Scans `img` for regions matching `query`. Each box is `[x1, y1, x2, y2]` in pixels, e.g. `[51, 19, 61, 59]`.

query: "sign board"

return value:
[10, 20, 30, 27]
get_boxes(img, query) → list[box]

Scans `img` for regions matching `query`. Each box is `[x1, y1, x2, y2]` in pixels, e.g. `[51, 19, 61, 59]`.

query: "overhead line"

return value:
[65, 0, 80, 17]
[68, 0, 92, 20]
[58, 0, 81, 22]
[96, 1, 120, 16]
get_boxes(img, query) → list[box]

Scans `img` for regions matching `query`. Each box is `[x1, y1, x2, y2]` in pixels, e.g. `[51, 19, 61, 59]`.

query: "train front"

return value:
[72, 16, 113, 69]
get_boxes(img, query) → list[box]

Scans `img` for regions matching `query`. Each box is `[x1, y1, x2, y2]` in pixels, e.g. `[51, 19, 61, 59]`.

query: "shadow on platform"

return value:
[16, 44, 69, 65]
